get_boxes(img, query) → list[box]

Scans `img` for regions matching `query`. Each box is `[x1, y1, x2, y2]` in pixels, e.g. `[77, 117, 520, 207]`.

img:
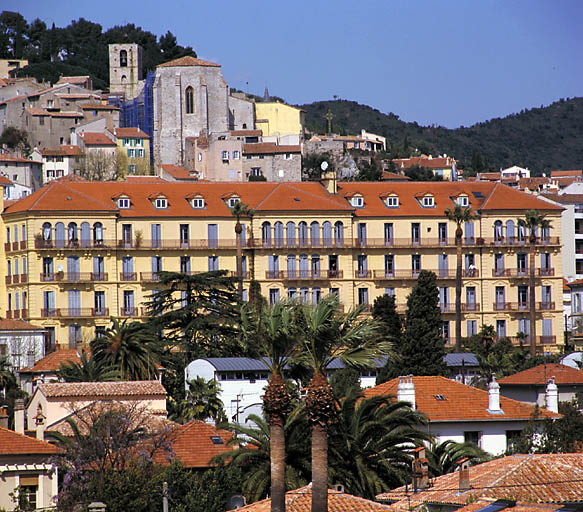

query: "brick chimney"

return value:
[488, 375, 501, 413]
[411, 446, 430, 492]
[397, 375, 416, 410]
[545, 377, 558, 413]
[458, 457, 471, 491]
[14, 398, 25, 434]
[0, 406, 8, 428]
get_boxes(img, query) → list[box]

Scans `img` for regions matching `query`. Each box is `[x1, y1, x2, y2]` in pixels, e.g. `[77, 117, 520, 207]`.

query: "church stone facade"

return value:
[108, 43, 143, 100]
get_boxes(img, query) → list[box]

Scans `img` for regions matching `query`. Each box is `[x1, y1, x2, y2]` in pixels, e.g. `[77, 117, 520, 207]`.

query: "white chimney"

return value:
[488, 375, 501, 412]
[14, 399, 25, 434]
[397, 375, 416, 410]
[545, 377, 558, 413]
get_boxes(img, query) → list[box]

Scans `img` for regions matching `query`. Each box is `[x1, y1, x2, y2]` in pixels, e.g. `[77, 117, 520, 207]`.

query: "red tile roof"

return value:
[37, 380, 166, 398]
[0, 155, 37, 164]
[394, 155, 455, 169]
[20, 349, 80, 374]
[239, 484, 395, 512]
[0, 176, 13, 185]
[79, 132, 116, 146]
[115, 127, 149, 138]
[381, 171, 411, 181]
[49, 111, 84, 118]
[79, 102, 120, 111]
[158, 56, 220, 68]
[498, 364, 583, 386]
[377, 454, 583, 507]
[0, 318, 43, 331]
[0, 426, 58, 455]
[41, 145, 83, 157]
[157, 420, 233, 468]
[231, 129, 262, 137]
[456, 500, 558, 512]
[56, 76, 91, 85]
[550, 170, 582, 177]
[364, 376, 560, 422]
[159, 164, 196, 180]
[243, 143, 301, 155]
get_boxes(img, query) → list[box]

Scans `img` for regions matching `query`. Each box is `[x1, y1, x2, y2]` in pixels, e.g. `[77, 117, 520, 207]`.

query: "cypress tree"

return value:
[373, 295, 403, 384]
[399, 270, 447, 376]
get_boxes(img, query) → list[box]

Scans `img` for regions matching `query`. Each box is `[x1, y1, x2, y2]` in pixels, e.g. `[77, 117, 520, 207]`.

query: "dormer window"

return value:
[155, 198, 168, 209]
[352, 196, 364, 208]
[386, 196, 399, 208]
[118, 198, 130, 209]
[228, 197, 240, 208]
[458, 196, 469, 207]
[192, 197, 205, 209]
[422, 195, 434, 208]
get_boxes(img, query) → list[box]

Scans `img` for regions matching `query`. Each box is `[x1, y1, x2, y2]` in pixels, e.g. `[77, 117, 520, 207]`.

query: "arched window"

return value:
[68, 222, 78, 245]
[506, 220, 515, 243]
[80, 222, 90, 248]
[274, 222, 284, 247]
[310, 222, 320, 248]
[298, 222, 308, 247]
[55, 222, 65, 249]
[334, 221, 344, 246]
[494, 220, 503, 242]
[261, 222, 271, 247]
[286, 222, 296, 248]
[541, 223, 550, 243]
[93, 222, 103, 245]
[322, 221, 332, 246]
[42, 222, 52, 241]
[185, 86, 194, 114]
[120, 49, 127, 67]
[517, 222, 527, 243]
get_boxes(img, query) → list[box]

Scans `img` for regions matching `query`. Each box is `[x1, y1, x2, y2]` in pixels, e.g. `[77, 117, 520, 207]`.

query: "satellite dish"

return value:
[57, 265, 64, 272]
[227, 494, 246, 510]
[320, 161, 329, 171]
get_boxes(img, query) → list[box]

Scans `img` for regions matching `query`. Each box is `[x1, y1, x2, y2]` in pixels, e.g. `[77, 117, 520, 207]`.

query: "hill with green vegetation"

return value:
[300, 97, 583, 175]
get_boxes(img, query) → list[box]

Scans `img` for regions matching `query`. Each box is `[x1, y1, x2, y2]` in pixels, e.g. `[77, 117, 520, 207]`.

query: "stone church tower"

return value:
[109, 43, 143, 100]
[153, 55, 230, 166]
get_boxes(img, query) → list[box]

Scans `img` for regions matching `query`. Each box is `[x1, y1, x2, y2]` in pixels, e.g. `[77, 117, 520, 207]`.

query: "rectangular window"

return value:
[411, 223, 420, 244]
[151, 224, 162, 248]
[233, 150, 240, 159]
[357, 255, 368, 278]
[467, 320, 477, 337]
[464, 431, 482, 447]
[151, 256, 162, 275]
[269, 289, 280, 304]
[155, 198, 168, 209]
[208, 255, 219, 271]
[385, 287, 395, 296]
[288, 287, 297, 300]
[412, 254, 421, 275]
[221, 150, 229, 161]
[384, 223, 394, 245]
[180, 256, 191, 274]
[496, 319, 507, 339]
[385, 254, 394, 277]
[441, 321, 450, 341]
[94, 291, 106, 315]
[358, 288, 369, 306]
[123, 290, 135, 315]
[122, 256, 134, 280]
[119, 198, 130, 209]
[438, 223, 448, 244]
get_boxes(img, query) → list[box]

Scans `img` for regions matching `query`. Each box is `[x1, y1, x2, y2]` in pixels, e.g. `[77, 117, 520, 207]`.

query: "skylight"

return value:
[210, 436, 224, 445]
[434, 394, 446, 400]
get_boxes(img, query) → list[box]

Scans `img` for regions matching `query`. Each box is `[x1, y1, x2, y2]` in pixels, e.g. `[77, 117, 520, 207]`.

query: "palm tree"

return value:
[59, 352, 120, 382]
[294, 294, 390, 512]
[215, 412, 311, 503]
[91, 318, 160, 380]
[240, 300, 303, 512]
[426, 440, 490, 477]
[328, 391, 430, 499]
[174, 376, 226, 424]
[231, 202, 254, 299]
[0, 357, 17, 398]
[445, 204, 479, 351]
[518, 210, 551, 356]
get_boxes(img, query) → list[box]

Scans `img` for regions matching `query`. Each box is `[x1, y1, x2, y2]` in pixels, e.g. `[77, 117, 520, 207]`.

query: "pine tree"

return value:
[399, 271, 447, 376]
[373, 295, 403, 384]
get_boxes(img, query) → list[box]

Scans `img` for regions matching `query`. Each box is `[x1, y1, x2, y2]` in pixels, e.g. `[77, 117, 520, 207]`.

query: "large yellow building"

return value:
[0, 177, 564, 353]
[114, 127, 151, 175]
[255, 102, 305, 138]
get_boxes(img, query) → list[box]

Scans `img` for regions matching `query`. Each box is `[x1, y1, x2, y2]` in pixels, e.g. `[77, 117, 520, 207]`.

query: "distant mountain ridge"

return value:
[299, 98, 583, 174]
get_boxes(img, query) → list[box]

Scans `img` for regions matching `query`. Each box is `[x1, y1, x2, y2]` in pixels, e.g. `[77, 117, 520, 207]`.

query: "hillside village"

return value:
[1, 12, 583, 512]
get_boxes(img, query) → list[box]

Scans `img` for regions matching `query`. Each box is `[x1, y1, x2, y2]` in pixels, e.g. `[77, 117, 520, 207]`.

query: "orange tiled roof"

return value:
[498, 364, 583, 386]
[156, 420, 234, 468]
[41, 145, 83, 157]
[79, 102, 120, 111]
[381, 171, 410, 181]
[37, 380, 166, 398]
[159, 164, 196, 180]
[456, 500, 558, 512]
[0, 155, 36, 164]
[80, 132, 116, 146]
[56, 75, 90, 85]
[394, 156, 455, 169]
[0, 318, 43, 331]
[377, 454, 583, 507]
[550, 170, 582, 178]
[239, 484, 395, 512]
[230, 129, 262, 137]
[0, 176, 13, 185]
[243, 143, 301, 155]
[115, 127, 149, 138]
[20, 349, 80, 373]
[158, 56, 220, 68]
[0, 426, 58, 455]
[363, 376, 560, 422]
[25, 108, 50, 116]
[49, 111, 84, 118]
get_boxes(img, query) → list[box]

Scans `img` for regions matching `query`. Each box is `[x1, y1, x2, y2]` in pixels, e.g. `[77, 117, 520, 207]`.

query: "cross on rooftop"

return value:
[324, 109, 334, 134]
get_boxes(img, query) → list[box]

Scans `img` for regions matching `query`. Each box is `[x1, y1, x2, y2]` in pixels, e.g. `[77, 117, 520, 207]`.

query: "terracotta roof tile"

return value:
[56, 76, 91, 85]
[0, 155, 37, 164]
[20, 349, 80, 373]
[0, 318, 43, 331]
[0, 176, 13, 185]
[239, 484, 395, 512]
[230, 129, 262, 137]
[394, 156, 455, 169]
[363, 376, 560, 422]
[381, 171, 411, 181]
[115, 127, 149, 138]
[550, 170, 582, 177]
[38, 380, 166, 398]
[158, 56, 220, 68]
[456, 500, 558, 512]
[499, 364, 583, 386]
[41, 145, 83, 157]
[159, 164, 197, 180]
[49, 111, 84, 118]
[378, 454, 583, 507]
[79, 132, 116, 146]
[79, 102, 120, 111]
[156, 420, 234, 468]
[0, 426, 58, 455]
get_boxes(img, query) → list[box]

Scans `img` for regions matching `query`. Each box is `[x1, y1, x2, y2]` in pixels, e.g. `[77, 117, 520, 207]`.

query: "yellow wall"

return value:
[255, 102, 304, 137]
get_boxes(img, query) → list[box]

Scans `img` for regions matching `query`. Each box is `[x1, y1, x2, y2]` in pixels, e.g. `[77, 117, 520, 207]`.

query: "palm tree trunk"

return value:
[270, 421, 286, 512]
[311, 424, 328, 512]
[529, 241, 537, 356]
[455, 234, 463, 351]
[235, 220, 243, 299]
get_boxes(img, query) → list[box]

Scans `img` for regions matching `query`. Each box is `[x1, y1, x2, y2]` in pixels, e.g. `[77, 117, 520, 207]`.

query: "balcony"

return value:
[4, 241, 27, 252]
[119, 307, 144, 317]
[34, 239, 115, 250]
[120, 272, 137, 281]
[483, 236, 560, 247]
[354, 237, 455, 249]
[267, 270, 343, 281]
[140, 272, 162, 282]
[440, 303, 480, 313]
[41, 308, 110, 318]
[492, 302, 555, 312]
[255, 238, 349, 250]
[39, 272, 108, 283]
[6, 309, 28, 319]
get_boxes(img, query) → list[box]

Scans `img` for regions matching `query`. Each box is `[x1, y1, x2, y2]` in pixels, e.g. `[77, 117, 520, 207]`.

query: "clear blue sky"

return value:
[5, 0, 582, 128]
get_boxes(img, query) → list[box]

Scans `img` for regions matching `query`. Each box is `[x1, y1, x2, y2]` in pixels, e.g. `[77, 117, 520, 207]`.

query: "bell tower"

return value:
[109, 43, 143, 100]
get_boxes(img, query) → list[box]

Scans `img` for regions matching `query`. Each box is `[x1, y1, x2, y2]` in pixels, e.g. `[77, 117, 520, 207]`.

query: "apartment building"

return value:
[0, 178, 563, 352]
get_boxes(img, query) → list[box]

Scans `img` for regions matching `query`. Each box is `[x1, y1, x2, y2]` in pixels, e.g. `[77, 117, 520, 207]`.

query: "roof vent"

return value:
[434, 394, 446, 401]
